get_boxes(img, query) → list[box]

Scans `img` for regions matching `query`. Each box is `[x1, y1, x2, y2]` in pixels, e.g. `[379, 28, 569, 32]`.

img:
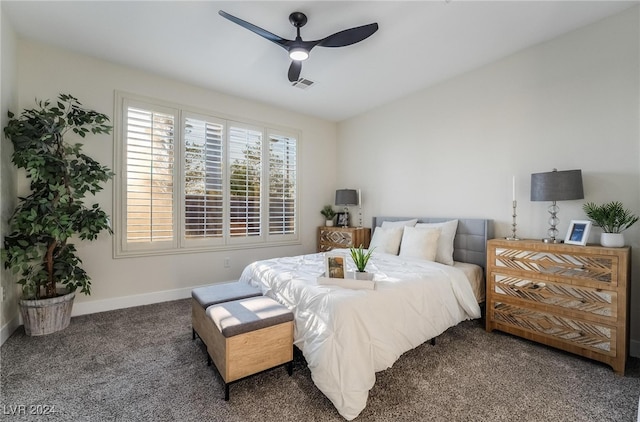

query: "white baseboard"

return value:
[1, 313, 21, 345]
[71, 286, 191, 316]
[71, 281, 236, 317]
[1, 281, 236, 345]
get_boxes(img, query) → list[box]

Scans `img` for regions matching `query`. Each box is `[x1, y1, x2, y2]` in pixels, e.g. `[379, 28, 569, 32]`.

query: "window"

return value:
[183, 115, 224, 244]
[268, 133, 297, 236]
[114, 93, 299, 256]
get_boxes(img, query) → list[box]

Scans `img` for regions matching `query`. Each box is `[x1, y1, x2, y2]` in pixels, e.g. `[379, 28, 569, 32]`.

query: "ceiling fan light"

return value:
[289, 48, 309, 61]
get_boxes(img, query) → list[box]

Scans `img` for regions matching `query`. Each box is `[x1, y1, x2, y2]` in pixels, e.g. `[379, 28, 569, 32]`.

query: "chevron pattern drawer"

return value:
[492, 247, 619, 285]
[486, 239, 630, 374]
[490, 274, 616, 320]
[493, 302, 616, 354]
[317, 226, 370, 252]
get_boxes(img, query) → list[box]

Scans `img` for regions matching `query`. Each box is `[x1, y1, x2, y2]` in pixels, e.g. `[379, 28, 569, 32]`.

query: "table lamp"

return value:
[335, 189, 358, 228]
[530, 168, 584, 243]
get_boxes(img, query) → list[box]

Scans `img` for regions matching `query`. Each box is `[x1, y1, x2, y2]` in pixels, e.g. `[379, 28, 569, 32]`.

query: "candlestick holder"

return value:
[506, 200, 520, 241]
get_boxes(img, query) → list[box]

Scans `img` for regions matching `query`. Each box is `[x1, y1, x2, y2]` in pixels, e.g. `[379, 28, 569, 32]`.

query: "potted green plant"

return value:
[2, 94, 113, 336]
[321, 205, 336, 227]
[583, 201, 638, 247]
[349, 245, 375, 280]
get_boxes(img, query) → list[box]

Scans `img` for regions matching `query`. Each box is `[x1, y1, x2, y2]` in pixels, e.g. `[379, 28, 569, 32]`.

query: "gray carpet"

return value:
[1, 299, 639, 421]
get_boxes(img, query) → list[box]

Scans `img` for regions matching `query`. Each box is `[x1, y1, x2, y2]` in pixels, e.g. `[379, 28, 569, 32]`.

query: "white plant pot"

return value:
[354, 271, 374, 281]
[325, 220, 334, 227]
[600, 233, 625, 248]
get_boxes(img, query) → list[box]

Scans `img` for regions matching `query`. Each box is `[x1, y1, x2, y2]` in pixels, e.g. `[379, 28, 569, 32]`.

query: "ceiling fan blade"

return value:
[317, 23, 379, 48]
[219, 10, 290, 49]
[288, 61, 302, 82]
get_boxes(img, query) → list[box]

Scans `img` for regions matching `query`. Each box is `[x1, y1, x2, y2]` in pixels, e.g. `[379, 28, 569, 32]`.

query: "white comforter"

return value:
[239, 250, 481, 420]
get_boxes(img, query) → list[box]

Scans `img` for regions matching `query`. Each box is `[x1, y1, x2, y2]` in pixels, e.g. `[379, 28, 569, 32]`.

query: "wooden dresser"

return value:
[317, 226, 371, 252]
[485, 238, 630, 374]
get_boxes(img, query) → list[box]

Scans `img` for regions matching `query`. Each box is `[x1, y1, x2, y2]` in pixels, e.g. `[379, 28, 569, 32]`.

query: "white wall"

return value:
[0, 5, 20, 342]
[338, 8, 640, 353]
[9, 40, 337, 318]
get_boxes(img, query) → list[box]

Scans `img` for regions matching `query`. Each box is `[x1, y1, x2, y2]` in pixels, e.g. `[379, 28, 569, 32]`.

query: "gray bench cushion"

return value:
[206, 296, 293, 338]
[192, 282, 262, 308]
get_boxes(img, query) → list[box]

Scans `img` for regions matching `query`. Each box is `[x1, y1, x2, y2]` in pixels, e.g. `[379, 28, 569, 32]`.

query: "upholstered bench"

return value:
[191, 281, 262, 341]
[202, 296, 294, 400]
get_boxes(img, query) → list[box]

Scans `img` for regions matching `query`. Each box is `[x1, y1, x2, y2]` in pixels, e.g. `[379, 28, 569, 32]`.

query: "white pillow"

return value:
[369, 227, 404, 255]
[415, 220, 458, 266]
[381, 219, 418, 229]
[399, 226, 441, 261]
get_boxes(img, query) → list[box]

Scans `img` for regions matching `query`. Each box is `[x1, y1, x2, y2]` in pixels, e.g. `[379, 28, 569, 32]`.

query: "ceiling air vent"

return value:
[291, 78, 315, 90]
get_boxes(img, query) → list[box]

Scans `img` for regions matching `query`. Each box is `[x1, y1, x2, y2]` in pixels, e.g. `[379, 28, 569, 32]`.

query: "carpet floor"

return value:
[1, 299, 639, 421]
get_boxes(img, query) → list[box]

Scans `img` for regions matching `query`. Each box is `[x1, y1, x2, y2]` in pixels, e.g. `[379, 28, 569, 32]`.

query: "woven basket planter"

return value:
[19, 290, 76, 336]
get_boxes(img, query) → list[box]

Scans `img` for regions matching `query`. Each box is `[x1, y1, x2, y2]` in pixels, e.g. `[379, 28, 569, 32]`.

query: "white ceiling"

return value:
[2, 1, 637, 122]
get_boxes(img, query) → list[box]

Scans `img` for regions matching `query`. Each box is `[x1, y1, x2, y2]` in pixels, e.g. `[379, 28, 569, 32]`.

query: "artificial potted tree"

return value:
[2, 94, 113, 335]
[321, 205, 336, 227]
[583, 201, 638, 247]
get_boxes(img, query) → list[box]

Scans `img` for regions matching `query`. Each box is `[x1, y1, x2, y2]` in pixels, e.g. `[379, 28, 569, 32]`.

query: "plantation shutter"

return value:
[268, 133, 297, 236]
[125, 105, 176, 244]
[228, 124, 262, 239]
[183, 115, 224, 242]
[115, 92, 300, 257]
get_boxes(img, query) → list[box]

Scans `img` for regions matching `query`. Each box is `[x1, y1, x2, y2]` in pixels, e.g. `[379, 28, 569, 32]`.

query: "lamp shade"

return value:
[530, 169, 584, 202]
[335, 189, 358, 206]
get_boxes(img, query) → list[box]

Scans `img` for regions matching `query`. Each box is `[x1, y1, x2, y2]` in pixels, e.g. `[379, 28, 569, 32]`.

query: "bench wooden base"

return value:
[192, 298, 294, 399]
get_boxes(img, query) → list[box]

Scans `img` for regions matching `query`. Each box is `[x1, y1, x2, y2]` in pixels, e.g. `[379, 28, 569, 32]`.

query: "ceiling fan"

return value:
[219, 10, 379, 82]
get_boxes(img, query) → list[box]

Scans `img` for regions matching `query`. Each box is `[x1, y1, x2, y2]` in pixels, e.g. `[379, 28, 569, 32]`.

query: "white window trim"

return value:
[113, 91, 300, 258]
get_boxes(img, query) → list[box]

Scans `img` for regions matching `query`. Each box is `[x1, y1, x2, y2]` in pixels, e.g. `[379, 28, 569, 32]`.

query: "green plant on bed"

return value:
[349, 245, 375, 273]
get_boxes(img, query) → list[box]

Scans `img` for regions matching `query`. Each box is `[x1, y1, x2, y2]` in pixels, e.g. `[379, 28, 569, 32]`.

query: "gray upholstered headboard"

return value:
[371, 217, 494, 271]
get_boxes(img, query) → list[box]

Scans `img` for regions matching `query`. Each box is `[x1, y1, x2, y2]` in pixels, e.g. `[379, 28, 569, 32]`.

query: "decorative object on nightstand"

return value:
[583, 201, 638, 247]
[335, 189, 358, 228]
[530, 168, 584, 243]
[336, 212, 349, 228]
[317, 226, 371, 252]
[486, 238, 630, 374]
[320, 205, 336, 227]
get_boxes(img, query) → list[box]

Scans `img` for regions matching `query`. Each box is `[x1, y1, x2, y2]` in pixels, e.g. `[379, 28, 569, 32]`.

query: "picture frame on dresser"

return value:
[564, 220, 591, 245]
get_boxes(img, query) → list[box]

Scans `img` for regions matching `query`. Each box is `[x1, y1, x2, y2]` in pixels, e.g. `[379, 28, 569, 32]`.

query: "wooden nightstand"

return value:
[485, 238, 630, 374]
[317, 226, 371, 252]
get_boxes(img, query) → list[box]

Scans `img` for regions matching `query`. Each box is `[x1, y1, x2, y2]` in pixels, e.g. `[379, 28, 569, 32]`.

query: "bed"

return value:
[238, 217, 493, 420]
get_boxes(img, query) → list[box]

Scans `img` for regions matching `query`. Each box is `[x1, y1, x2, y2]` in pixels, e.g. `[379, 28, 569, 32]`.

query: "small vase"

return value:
[325, 220, 334, 227]
[600, 233, 624, 248]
